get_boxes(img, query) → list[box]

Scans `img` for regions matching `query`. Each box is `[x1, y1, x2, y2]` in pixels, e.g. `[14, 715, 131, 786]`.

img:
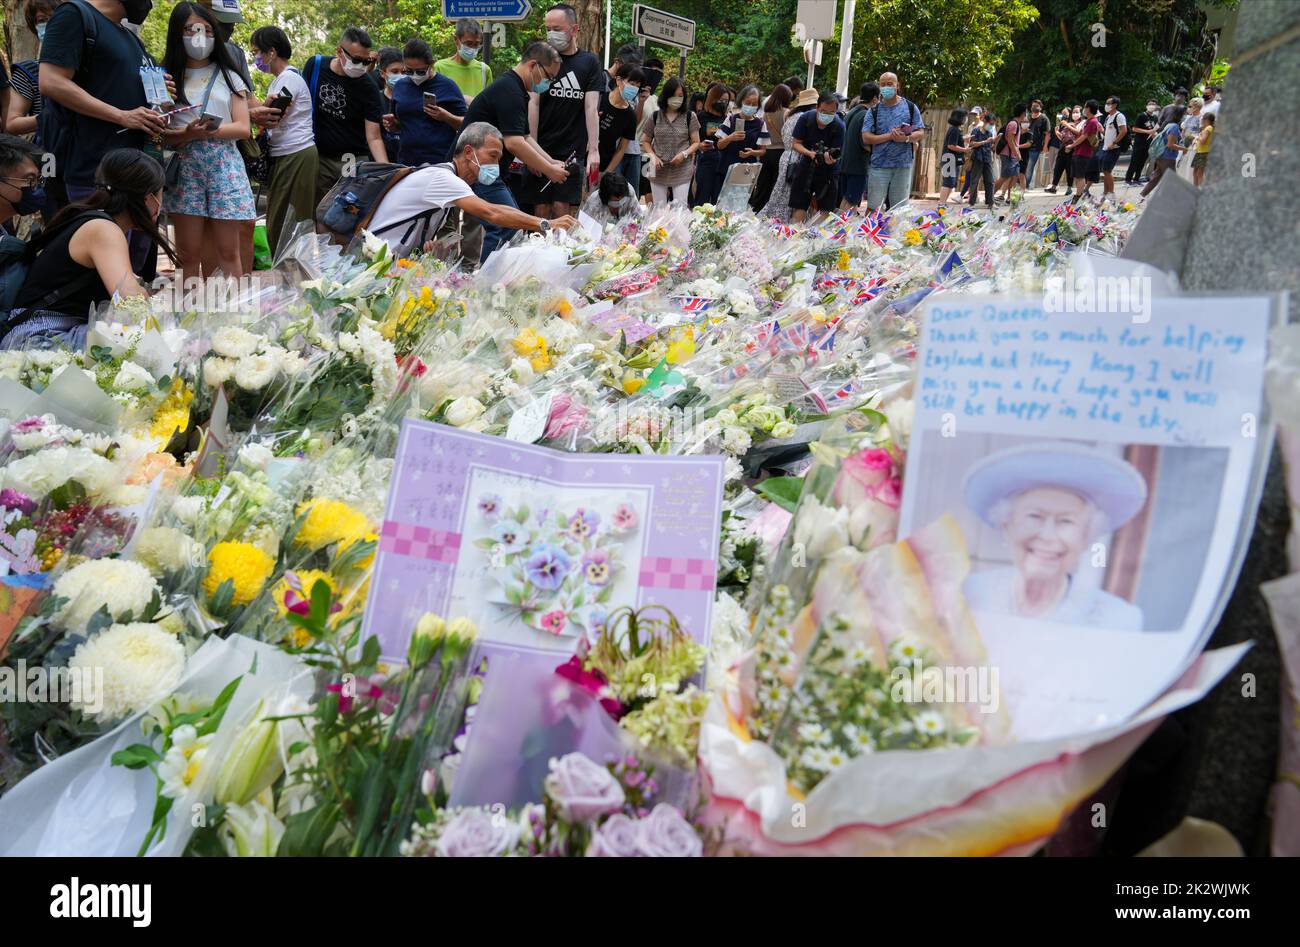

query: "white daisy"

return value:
[916, 710, 947, 736]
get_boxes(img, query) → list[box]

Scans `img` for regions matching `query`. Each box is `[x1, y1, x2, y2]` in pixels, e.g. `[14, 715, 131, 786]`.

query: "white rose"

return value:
[238, 442, 274, 471]
[170, 495, 205, 527]
[445, 396, 485, 427]
[770, 420, 797, 439]
[210, 326, 258, 360]
[112, 360, 155, 392]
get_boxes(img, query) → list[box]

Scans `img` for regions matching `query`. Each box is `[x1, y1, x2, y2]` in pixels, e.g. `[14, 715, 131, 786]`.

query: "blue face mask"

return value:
[817, 111, 834, 126]
[532, 70, 552, 94]
[459, 45, 479, 61]
[620, 84, 639, 104]
[472, 152, 500, 186]
[386, 74, 402, 88]
[880, 85, 896, 100]
[741, 104, 758, 118]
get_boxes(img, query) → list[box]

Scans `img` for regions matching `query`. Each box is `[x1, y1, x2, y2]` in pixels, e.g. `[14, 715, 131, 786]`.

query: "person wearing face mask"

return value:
[1047, 106, 1078, 193]
[158, 1, 253, 280]
[787, 90, 844, 223]
[860, 71, 925, 212]
[640, 77, 698, 208]
[302, 27, 388, 206]
[580, 170, 640, 224]
[689, 82, 732, 207]
[39, 0, 174, 277]
[247, 26, 316, 255]
[597, 64, 645, 180]
[435, 18, 493, 104]
[386, 38, 467, 167]
[1124, 99, 1159, 186]
[6, 0, 66, 142]
[0, 135, 49, 308]
[363, 121, 574, 261]
[1023, 99, 1050, 189]
[462, 41, 569, 260]
[376, 48, 404, 159]
[521, 3, 604, 220]
[2, 149, 174, 350]
[1097, 96, 1127, 198]
[965, 110, 996, 210]
[714, 84, 769, 184]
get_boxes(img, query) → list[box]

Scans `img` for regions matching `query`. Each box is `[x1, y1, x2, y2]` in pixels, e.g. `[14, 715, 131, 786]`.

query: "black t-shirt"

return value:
[792, 110, 844, 152]
[1029, 113, 1050, 150]
[306, 55, 385, 159]
[463, 69, 531, 170]
[536, 48, 603, 159]
[942, 126, 964, 174]
[40, 1, 156, 187]
[1131, 111, 1157, 148]
[597, 93, 636, 170]
[699, 106, 727, 143]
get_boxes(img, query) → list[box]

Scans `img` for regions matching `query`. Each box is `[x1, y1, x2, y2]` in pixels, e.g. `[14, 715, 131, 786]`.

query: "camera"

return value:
[815, 142, 842, 162]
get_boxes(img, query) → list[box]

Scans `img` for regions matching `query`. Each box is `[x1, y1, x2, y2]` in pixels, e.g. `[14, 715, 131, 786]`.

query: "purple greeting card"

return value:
[364, 418, 726, 662]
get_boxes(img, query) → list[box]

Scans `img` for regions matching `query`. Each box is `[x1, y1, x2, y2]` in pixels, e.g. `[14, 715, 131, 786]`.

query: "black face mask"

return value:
[13, 185, 48, 216]
[123, 0, 153, 26]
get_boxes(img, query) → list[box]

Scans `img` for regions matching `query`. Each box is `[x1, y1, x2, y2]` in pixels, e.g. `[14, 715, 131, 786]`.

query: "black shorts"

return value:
[1072, 153, 1100, 182]
[1098, 148, 1122, 173]
[518, 166, 583, 208]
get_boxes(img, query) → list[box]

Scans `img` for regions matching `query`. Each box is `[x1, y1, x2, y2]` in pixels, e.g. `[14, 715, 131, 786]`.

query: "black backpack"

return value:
[1108, 112, 1131, 152]
[316, 162, 441, 246]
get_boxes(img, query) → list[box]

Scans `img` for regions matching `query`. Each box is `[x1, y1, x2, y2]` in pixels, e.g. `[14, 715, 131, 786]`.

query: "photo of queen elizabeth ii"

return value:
[960, 442, 1150, 630]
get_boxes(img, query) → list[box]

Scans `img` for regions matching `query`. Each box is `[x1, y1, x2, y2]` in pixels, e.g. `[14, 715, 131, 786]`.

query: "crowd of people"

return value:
[0, 0, 1225, 350]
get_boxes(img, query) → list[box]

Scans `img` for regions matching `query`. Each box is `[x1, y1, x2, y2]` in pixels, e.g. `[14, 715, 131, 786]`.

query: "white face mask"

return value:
[185, 33, 215, 59]
[409, 69, 430, 85]
[667, 96, 683, 110]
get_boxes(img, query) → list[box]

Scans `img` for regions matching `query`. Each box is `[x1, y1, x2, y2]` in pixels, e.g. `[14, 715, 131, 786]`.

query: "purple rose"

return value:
[544, 752, 625, 822]
[636, 804, 702, 857]
[434, 807, 522, 857]
[587, 813, 644, 857]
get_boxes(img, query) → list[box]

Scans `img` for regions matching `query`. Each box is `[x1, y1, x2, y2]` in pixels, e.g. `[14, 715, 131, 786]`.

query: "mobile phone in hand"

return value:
[424, 92, 438, 109]
[270, 90, 293, 113]
[200, 113, 224, 131]
[898, 123, 914, 135]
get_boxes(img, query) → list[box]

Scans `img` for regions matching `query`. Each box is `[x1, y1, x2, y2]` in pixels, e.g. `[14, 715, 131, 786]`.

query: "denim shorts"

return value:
[1098, 148, 1122, 173]
[999, 155, 1020, 178]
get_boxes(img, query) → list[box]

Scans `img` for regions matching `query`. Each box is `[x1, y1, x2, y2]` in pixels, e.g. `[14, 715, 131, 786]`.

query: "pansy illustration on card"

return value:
[364, 418, 725, 661]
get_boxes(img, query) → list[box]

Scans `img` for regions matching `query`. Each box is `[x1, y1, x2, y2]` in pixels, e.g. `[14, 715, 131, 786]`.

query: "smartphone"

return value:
[270, 89, 293, 113]
[200, 113, 224, 131]
[423, 92, 438, 109]
[898, 123, 914, 135]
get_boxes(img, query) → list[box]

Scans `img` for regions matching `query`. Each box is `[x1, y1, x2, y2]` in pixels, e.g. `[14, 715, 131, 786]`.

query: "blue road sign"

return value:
[442, 0, 533, 21]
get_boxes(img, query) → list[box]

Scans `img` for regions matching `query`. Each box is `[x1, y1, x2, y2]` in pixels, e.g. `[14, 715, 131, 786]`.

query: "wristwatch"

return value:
[537, 218, 552, 233]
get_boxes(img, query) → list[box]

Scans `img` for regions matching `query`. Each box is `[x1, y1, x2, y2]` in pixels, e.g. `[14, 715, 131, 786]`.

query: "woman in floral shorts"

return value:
[160, 3, 255, 279]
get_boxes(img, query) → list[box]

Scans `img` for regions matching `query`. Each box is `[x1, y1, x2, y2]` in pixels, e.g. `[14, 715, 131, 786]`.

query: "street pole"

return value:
[604, 0, 611, 69]
[835, 0, 856, 97]
[482, 19, 492, 69]
[679, 49, 687, 81]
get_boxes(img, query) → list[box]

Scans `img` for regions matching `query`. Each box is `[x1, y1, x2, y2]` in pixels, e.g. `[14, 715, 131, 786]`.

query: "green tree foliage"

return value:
[986, 0, 1235, 118]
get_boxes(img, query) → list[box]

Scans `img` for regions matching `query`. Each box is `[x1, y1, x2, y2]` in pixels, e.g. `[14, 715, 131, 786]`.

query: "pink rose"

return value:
[434, 807, 521, 857]
[586, 813, 644, 857]
[544, 392, 590, 441]
[833, 448, 894, 507]
[544, 752, 625, 821]
[635, 804, 702, 857]
[871, 475, 903, 510]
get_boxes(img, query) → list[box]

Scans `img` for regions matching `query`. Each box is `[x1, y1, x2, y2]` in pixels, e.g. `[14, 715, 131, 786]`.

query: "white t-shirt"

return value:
[1102, 109, 1127, 149]
[367, 164, 475, 257]
[175, 63, 247, 126]
[1202, 98, 1221, 118]
[267, 67, 315, 157]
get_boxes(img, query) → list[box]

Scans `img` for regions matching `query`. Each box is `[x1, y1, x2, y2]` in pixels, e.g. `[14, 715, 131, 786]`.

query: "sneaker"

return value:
[1045, 186, 1057, 194]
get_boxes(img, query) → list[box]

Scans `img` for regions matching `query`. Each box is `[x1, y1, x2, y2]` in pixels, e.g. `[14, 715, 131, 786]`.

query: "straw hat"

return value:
[793, 88, 820, 110]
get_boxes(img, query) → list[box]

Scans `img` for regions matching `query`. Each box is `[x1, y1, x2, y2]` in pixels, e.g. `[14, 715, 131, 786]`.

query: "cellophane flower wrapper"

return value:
[0, 634, 310, 855]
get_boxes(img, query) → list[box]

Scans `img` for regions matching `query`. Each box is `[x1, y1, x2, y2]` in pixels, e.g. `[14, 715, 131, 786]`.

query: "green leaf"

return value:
[360, 635, 381, 670]
[277, 803, 342, 857]
[196, 676, 243, 737]
[87, 605, 115, 638]
[208, 578, 235, 618]
[110, 744, 163, 770]
[755, 475, 805, 514]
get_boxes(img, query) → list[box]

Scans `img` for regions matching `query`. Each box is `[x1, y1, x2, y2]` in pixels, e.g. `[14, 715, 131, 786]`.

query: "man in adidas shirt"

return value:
[522, 3, 603, 220]
[366, 121, 574, 260]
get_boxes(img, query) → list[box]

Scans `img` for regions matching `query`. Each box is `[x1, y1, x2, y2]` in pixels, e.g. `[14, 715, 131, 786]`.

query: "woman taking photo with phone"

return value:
[248, 26, 317, 256]
[387, 38, 467, 166]
[160, 1, 255, 280]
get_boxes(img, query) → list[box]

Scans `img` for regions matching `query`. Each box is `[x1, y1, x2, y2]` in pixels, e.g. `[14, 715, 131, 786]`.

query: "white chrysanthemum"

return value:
[338, 332, 361, 355]
[234, 353, 279, 391]
[134, 527, 203, 576]
[0, 446, 118, 500]
[102, 481, 147, 507]
[721, 426, 751, 455]
[277, 350, 308, 377]
[112, 360, 155, 392]
[10, 427, 54, 452]
[0, 351, 24, 380]
[238, 442, 274, 471]
[708, 592, 750, 694]
[203, 356, 235, 388]
[53, 558, 160, 630]
[68, 622, 185, 722]
[211, 326, 259, 360]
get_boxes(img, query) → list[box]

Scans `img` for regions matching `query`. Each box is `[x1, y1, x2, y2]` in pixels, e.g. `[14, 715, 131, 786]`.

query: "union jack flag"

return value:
[778, 320, 811, 353]
[673, 296, 713, 312]
[772, 223, 798, 238]
[833, 381, 857, 400]
[851, 277, 888, 305]
[856, 218, 888, 246]
[668, 250, 695, 272]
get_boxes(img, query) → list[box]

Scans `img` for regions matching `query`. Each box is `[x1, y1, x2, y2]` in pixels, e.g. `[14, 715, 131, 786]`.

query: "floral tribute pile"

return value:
[0, 197, 1147, 856]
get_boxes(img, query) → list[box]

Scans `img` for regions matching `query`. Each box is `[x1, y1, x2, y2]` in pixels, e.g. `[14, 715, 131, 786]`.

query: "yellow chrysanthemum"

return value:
[294, 498, 371, 551]
[271, 569, 338, 619]
[512, 327, 544, 356]
[336, 531, 379, 572]
[836, 249, 851, 271]
[149, 381, 194, 442]
[203, 541, 275, 606]
[665, 327, 695, 365]
[903, 228, 923, 246]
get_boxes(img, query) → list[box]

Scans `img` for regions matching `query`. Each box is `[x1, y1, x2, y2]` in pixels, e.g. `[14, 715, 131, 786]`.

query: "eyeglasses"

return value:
[185, 25, 215, 39]
[1, 174, 42, 189]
